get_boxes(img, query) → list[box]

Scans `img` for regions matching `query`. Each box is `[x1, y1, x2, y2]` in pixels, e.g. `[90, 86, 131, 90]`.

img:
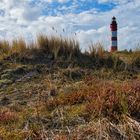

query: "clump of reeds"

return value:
[0, 34, 81, 61]
[0, 40, 10, 59]
[37, 34, 81, 60]
[89, 42, 105, 58]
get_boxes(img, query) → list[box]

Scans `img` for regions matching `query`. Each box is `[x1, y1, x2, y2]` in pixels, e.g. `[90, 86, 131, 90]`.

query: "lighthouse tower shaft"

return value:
[110, 17, 118, 52]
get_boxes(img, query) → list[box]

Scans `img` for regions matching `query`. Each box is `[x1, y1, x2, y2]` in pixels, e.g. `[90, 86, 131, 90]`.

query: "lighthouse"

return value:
[110, 16, 118, 52]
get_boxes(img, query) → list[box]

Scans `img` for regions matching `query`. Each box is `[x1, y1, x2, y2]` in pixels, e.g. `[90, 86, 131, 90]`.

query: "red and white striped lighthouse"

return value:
[110, 16, 118, 52]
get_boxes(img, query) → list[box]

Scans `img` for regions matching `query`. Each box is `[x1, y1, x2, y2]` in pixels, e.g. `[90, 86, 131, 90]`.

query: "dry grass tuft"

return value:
[37, 34, 80, 59]
[89, 42, 105, 58]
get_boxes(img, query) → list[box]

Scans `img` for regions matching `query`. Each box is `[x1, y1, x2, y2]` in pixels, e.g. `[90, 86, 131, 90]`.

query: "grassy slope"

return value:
[0, 35, 140, 139]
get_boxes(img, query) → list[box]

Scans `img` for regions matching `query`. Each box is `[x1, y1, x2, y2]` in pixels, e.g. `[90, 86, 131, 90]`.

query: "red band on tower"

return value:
[111, 37, 117, 40]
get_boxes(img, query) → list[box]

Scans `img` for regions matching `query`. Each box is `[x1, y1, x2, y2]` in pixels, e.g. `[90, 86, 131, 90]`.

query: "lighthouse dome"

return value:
[112, 16, 116, 22]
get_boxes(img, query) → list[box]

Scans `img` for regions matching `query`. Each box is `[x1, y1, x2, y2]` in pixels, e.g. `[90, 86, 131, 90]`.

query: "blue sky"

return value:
[0, 0, 139, 50]
[31, 0, 116, 15]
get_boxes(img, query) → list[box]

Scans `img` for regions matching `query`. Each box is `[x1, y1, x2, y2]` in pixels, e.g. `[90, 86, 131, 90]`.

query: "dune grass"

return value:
[0, 34, 140, 139]
[0, 34, 139, 70]
[0, 35, 81, 61]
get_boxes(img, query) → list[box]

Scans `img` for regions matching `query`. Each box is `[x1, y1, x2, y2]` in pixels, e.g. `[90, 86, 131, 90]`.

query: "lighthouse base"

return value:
[111, 46, 117, 52]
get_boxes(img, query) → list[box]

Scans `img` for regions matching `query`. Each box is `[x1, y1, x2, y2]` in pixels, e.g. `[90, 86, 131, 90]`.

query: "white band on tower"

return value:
[112, 31, 117, 37]
[112, 41, 117, 46]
